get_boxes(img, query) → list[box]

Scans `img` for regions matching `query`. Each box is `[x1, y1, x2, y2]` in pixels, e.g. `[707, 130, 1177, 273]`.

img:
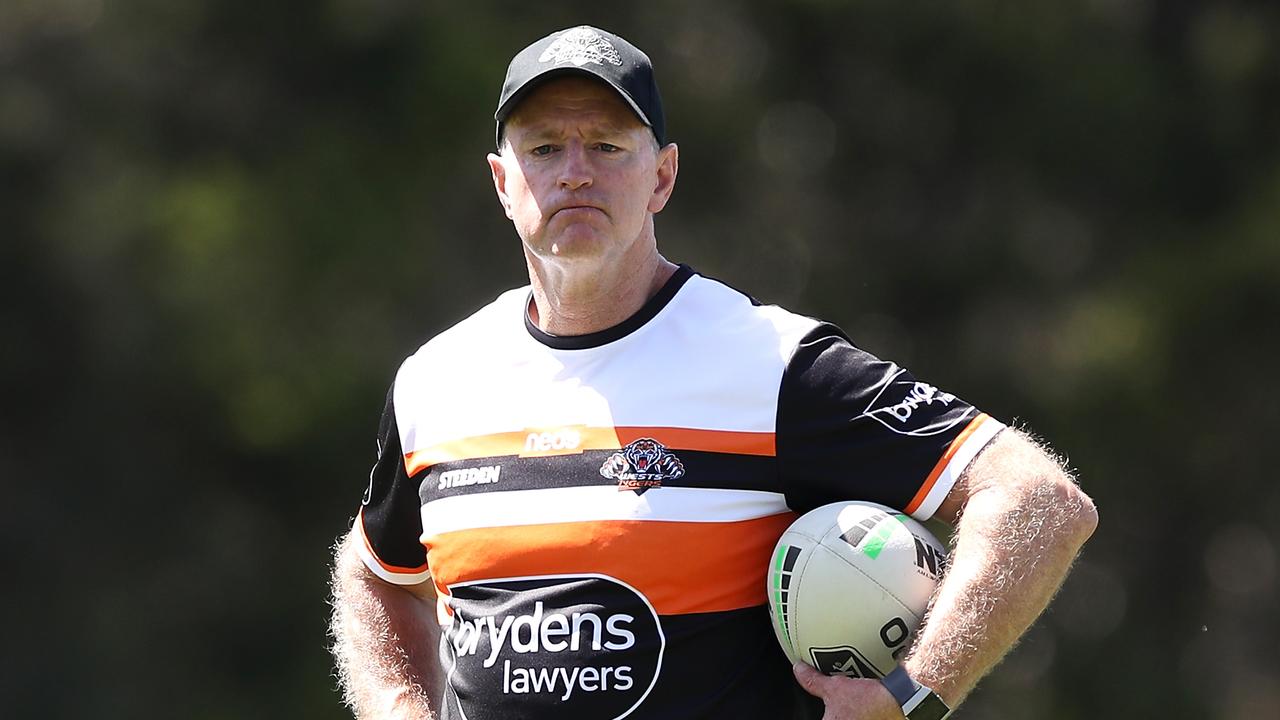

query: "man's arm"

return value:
[329, 529, 442, 720]
[794, 428, 1098, 717]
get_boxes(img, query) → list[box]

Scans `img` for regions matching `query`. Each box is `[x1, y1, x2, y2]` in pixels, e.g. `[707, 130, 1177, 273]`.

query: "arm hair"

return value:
[328, 530, 442, 719]
[905, 427, 1098, 706]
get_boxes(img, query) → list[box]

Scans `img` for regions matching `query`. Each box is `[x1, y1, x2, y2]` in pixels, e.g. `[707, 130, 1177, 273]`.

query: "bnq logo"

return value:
[861, 368, 972, 437]
[441, 574, 665, 720]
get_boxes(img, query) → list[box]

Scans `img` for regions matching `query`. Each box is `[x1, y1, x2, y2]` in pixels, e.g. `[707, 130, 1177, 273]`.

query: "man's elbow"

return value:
[1040, 467, 1098, 551]
[966, 431, 1097, 542]
[1064, 478, 1098, 546]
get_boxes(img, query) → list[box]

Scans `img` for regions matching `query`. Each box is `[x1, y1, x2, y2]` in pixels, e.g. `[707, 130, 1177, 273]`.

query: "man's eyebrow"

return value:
[512, 121, 637, 144]
[517, 127, 561, 144]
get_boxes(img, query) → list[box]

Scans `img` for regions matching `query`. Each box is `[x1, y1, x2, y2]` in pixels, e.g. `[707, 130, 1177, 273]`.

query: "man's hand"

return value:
[793, 662, 906, 720]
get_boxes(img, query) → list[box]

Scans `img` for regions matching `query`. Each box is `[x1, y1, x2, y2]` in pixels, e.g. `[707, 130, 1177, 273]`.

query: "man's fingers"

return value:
[794, 663, 909, 719]
[792, 661, 832, 698]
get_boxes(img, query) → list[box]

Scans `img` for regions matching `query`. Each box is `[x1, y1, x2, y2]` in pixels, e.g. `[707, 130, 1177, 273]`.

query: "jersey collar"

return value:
[524, 264, 695, 350]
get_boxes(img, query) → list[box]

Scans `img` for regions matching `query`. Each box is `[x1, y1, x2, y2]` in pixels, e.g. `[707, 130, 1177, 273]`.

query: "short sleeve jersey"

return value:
[353, 266, 1004, 720]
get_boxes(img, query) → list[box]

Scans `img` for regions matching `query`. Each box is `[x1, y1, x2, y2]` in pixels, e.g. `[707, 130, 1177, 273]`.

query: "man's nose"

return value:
[558, 143, 593, 190]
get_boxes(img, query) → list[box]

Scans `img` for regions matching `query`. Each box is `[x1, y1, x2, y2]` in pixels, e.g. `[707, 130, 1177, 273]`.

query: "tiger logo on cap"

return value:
[538, 26, 623, 67]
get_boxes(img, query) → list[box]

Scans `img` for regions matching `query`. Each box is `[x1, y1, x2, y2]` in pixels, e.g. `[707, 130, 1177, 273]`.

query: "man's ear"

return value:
[647, 142, 679, 214]
[487, 152, 514, 219]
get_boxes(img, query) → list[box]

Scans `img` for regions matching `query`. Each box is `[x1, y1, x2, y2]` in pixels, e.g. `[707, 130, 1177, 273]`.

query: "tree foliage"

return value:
[3, 1, 1278, 717]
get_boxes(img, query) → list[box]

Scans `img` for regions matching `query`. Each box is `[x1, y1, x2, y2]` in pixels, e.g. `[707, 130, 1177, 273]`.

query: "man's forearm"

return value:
[329, 531, 441, 719]
[905, 431, 1098, 707]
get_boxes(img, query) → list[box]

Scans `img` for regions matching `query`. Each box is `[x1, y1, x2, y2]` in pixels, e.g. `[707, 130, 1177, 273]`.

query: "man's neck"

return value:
[526, 250, 679, 337]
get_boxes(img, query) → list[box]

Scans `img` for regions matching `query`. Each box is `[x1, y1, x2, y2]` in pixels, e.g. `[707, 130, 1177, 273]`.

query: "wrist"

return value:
[880, 666, 951, 720]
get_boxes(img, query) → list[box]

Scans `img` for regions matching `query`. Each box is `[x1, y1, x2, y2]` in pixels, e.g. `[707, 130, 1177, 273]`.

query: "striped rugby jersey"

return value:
[354, 265, 1004, 720]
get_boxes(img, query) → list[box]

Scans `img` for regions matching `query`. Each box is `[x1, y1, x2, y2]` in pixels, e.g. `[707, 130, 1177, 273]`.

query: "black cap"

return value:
[494, 26, 665, 149]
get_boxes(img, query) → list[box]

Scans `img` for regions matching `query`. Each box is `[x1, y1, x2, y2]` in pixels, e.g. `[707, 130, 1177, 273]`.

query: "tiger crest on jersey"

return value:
[600, 438, 685, 494]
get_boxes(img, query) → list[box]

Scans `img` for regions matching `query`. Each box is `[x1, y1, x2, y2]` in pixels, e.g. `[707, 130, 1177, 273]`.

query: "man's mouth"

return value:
[553, 205, 604, 218]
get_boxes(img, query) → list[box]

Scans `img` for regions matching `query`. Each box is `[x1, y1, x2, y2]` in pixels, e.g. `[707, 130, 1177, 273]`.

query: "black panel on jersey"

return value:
[776, 324, 981, 516]
[436, 605, 820, 720]
[647, 607, 822, 720]
[524, 264, 695, 350]
[420, 448, 780, 504]
[360, 384, 429, 570]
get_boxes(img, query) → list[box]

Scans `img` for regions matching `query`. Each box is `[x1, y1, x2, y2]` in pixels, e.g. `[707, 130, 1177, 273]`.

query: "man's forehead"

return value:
[505, 76, 647, 133]
[509, 76, 639, 118]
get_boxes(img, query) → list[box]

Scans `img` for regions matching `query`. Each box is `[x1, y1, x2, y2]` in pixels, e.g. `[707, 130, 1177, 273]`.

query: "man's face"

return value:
[488, 76, 676, 265]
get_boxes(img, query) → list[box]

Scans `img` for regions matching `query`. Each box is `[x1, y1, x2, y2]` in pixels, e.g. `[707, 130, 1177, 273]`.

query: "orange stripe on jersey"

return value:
[615, 427, 775, 457]
[358, 509, 430, 576]
[904, 412, 991, 515]
[423, 513, 797, 617]
[404, 426, 775, 475]
[404, 431, 534, 471]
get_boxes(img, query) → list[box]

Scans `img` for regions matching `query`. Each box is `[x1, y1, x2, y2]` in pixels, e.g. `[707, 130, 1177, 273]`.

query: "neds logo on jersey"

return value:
[443, 574, 665, 720]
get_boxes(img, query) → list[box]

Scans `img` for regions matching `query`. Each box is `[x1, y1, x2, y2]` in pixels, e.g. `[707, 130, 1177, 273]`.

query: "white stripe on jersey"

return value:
[393, 277, 821, 455]
[911, 418, 1006, 521]
[419, 486, 792, 538]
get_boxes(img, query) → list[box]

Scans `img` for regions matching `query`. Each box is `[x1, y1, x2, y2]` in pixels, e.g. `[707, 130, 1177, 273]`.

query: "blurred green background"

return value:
[3, 0, 1277, 717]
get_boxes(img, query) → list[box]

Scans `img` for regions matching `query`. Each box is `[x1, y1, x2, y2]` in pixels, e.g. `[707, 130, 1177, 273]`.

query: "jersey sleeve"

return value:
[353, 383, 431, 585]
[776, 324, 1005, 521]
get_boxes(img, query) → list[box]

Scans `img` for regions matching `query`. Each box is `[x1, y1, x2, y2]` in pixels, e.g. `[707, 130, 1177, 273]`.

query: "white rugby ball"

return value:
[767, 501, 948, 678]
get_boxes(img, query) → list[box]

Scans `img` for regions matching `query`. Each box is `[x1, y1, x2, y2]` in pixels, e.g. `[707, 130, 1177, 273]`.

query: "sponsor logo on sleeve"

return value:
[442, 574, 664, 720]
[860, 367, 975, 437]
[599, 438, 685, 494]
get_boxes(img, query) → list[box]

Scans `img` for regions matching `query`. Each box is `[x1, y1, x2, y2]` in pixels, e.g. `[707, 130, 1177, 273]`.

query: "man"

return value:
[329, 25, 1097, 720]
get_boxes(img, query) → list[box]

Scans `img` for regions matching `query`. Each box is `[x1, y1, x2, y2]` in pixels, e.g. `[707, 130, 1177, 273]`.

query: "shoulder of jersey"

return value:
[402, 286, 529, 364]
[678, 274, 821, 350]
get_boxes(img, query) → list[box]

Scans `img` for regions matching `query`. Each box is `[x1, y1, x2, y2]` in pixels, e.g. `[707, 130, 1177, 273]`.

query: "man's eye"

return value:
[531, 145, 554, 156]
[597, 143, 620, 152]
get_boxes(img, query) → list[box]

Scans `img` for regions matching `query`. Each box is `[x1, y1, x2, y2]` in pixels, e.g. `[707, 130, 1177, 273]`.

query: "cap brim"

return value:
[494, 66, 655, 148]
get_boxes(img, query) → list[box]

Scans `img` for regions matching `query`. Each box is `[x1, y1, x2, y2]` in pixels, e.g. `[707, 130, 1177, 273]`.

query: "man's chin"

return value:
[541, 233, 611, 259]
